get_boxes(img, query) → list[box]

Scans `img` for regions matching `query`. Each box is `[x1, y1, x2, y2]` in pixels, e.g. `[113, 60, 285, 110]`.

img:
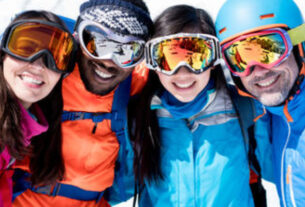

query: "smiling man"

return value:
[240, 53, 299, 106]
[216, 0, 305, 206]
[12, 0, 153, 206]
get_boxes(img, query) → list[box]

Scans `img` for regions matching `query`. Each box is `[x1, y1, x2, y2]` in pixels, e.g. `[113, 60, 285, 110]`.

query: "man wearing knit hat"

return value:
[12, 0, 153, 206]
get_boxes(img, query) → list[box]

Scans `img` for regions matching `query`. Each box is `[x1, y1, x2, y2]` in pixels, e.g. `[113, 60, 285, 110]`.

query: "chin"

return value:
[176, 95, 196, 103]
[259, 93, 286, 106]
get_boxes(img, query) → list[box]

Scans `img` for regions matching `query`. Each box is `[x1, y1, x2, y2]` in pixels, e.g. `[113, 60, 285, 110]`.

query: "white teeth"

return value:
[175, 82, 194, 88]
[257, 76, 277, 87]
[22, 76, 43, 85]
[95, 69, 113, 79]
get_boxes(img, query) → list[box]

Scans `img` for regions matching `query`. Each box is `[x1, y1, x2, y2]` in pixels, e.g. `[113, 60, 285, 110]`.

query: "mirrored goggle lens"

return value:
[7, 23, 75, 72]
[82, 25, 144, 67]
[223, 32, 287, 75]
[151, 37, 214, 73]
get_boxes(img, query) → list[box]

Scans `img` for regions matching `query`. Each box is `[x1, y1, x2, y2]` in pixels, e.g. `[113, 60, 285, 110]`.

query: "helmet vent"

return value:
[260, 13, 275, 20]
[219, 27, 227, 34]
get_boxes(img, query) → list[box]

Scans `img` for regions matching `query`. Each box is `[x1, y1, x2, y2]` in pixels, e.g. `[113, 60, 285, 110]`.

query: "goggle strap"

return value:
[213, 59, 222, 67]
[288, 23, 305, 46]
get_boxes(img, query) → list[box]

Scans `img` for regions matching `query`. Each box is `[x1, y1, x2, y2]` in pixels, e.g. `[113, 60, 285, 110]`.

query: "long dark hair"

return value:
[0, 10, 67, 185]
[129, 5, 228, 185]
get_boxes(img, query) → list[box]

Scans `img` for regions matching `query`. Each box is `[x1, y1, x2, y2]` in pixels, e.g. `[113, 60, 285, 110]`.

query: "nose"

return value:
[30, 58, 47, 71]
[174, 66, 192, 75]
[250, 65, 271, 77]
[99, 60, 118, 68]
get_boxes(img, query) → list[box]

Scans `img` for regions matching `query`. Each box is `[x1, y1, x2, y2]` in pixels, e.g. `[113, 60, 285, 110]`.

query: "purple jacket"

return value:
[0, 103, 48, 207]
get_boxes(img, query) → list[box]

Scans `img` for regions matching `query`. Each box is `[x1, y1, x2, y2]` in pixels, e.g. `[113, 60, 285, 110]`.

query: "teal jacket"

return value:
[107, 85, 273, 207]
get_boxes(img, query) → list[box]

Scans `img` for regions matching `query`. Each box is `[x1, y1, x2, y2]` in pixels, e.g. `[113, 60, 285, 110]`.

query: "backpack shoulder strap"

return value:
[227, 85, 261, 175]
[109, 74, 132, 201]
[111, 74, 132, 134]
[227, 85, 267, 207]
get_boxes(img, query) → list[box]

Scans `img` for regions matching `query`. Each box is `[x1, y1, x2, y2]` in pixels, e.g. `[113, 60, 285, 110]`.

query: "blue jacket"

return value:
[265, 79, 305, 207]
[107, 85, 273, 207]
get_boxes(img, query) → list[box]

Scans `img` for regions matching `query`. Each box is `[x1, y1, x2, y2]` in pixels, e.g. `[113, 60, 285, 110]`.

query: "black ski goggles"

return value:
[1, 20, 77, 73]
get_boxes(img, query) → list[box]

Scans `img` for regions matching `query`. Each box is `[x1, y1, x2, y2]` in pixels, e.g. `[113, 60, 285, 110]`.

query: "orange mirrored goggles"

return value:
[1, 20, 77, 73]
[145, 33, 221, 75]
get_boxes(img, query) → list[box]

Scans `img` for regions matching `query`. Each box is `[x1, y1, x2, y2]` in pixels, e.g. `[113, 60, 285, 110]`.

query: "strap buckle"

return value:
[92, 113, 106, 123]
[32, 183, 61, 196]
[73, 112, 85, 120]
[32, 185, 52, 195]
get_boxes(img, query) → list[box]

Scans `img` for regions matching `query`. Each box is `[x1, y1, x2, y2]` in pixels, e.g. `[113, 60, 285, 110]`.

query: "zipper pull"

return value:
[92, 122, 97, 134]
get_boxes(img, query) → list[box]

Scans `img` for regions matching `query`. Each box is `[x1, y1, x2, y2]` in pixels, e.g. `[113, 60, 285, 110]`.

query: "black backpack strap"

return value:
[227, 85, 266, 207]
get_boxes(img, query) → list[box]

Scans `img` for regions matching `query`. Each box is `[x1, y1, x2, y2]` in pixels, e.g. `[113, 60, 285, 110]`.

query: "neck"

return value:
[19, 100, 32, 109]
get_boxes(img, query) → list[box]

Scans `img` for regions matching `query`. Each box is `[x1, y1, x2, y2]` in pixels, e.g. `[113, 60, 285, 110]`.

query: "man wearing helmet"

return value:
[216, 0, 305, 206]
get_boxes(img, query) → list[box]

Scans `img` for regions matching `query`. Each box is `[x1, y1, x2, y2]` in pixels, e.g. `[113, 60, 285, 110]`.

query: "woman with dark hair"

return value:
[127, 5, 273, 206]
[0, 10, 77, 206]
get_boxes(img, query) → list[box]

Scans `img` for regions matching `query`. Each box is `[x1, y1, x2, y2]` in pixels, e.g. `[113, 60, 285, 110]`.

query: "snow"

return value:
[2, 0, 305, 206]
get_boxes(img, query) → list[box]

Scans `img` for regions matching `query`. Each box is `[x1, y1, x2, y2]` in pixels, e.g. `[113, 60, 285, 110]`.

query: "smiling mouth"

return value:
[255, 74, 280, 88]
[90, 61, 117, 80]
[20, 74, 44, 86]
[174, 81, 195, 89]
[94, 69, 114, 79]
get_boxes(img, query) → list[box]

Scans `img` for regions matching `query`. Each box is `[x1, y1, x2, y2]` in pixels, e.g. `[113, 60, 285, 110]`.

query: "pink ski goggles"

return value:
[222, 28, 293, 77]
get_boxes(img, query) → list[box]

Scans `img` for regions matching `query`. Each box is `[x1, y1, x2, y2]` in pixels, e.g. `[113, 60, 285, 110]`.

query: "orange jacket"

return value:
[13, 63, 148, 207]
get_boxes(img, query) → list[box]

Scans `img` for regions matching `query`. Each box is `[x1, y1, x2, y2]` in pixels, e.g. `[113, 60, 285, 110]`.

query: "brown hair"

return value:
[0, 10, 68, 185]
[129, 4, 225, 184]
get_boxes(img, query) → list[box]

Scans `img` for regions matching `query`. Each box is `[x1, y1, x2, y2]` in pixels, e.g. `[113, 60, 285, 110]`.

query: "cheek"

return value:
[47, 71, 61, 87]
[240, 77, 250, 88]
[289, 65, 299, 85]
[195, 69, 211, 92]
[3, 65, 12, 82]
[121, 67, 133, 78]
[3, 57, 23, 82]
[199, 70, 211, 86]
[156, 72, 172, 90]
[285, 53, 299, 84]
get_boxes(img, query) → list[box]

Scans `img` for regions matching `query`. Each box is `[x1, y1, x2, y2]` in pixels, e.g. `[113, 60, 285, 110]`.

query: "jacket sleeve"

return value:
[104, 124, 135, 205]
[253, 100, 274, 182]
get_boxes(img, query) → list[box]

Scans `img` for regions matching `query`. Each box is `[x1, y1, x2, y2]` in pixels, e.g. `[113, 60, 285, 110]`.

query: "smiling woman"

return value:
[121, 4, 274, 207]
[3, 51, 62, 108]
[0, 10, 77, 206]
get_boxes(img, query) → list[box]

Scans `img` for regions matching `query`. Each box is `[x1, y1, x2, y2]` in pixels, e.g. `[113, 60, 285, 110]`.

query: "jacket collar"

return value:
[265, 78, 305, 123]
[20, 103, 48, 146]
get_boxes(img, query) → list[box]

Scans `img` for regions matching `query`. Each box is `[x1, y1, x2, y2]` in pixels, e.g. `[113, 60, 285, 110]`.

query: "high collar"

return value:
[265, 78, 305, 122]
[20, 103, 48, 146]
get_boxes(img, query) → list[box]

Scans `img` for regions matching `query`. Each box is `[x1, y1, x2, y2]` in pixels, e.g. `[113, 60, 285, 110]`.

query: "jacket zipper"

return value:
[194, 154, 197, 207]
[287, 165, 297, 207]
[280, 119, 291, 207]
